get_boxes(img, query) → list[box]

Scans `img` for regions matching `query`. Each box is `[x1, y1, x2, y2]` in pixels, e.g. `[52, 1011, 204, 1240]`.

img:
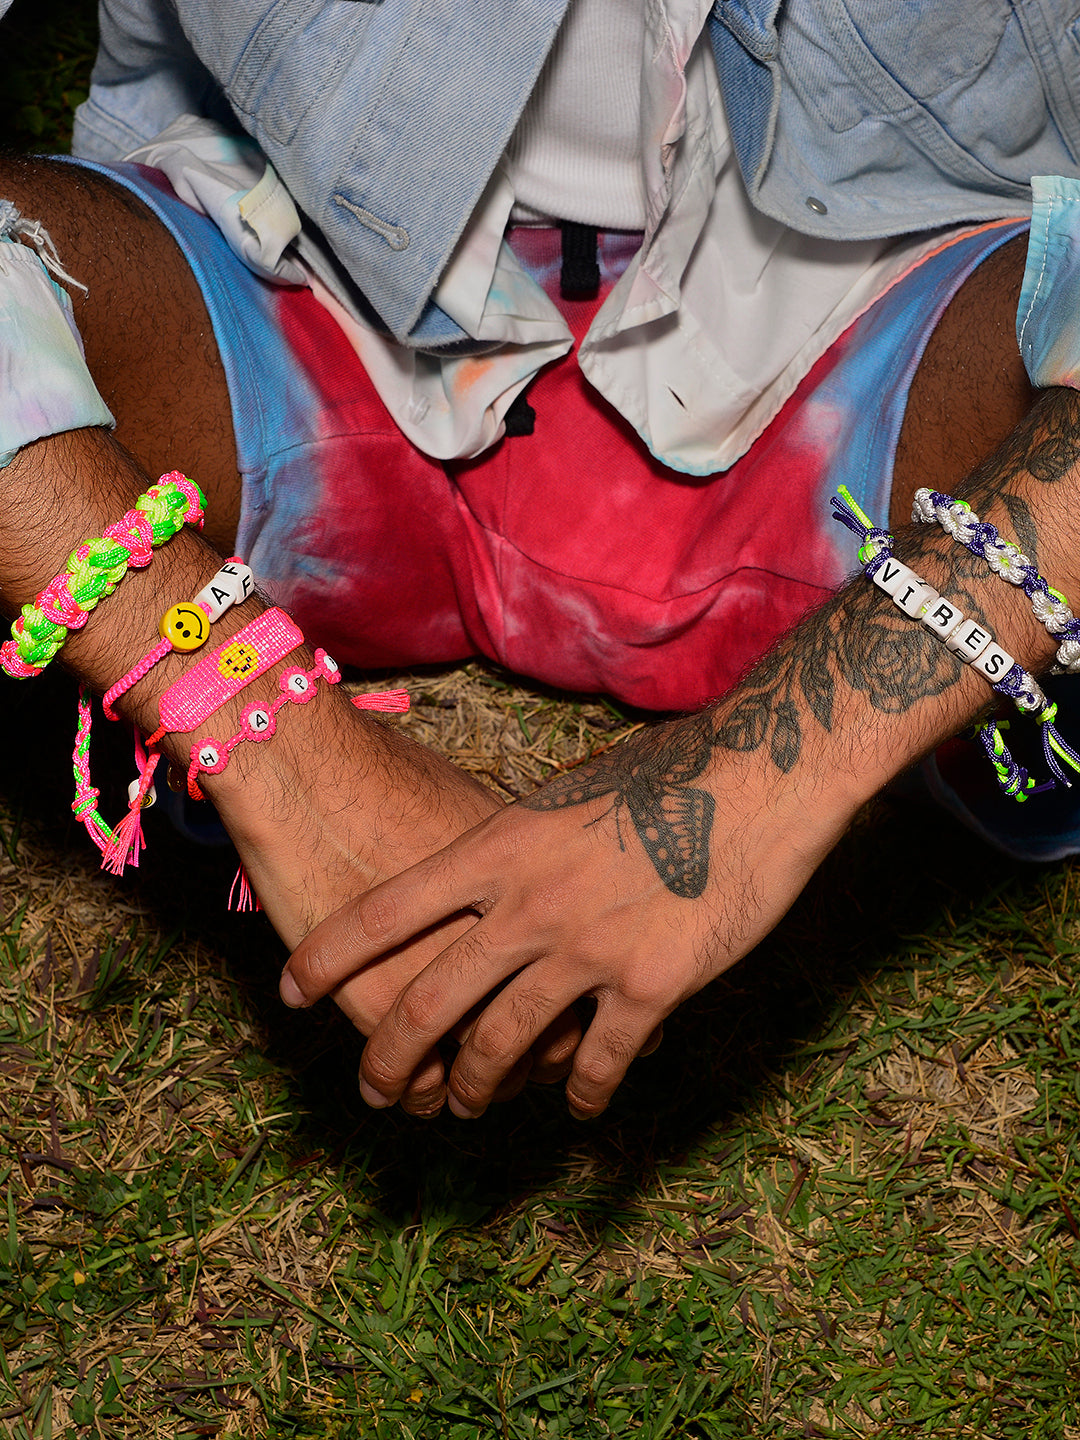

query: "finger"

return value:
[433, 1024, 536, 1104]
[360, 925, 543, 1110]
[491, 1053, 535, 1104]
[639, 1023, 664, 1058]
[282, 847, 489, 1006]
[564, 1000, 667, 1120]
[443, 967, 589, 1119]
[528, 1008, 582, 1085]
[392, 1048, 449, 1119]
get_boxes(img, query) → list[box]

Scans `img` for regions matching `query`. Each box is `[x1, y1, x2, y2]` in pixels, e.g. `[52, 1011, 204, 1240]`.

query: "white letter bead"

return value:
[922, 596, 964, 638]
[971, 642, 1015, 683]
[218, 560, 255, 601]
[892, 579, 939, 618]
[243, 706, 272, 735]
[945, 618, 993, 663]
[193, 580, 233, 622]
[871, 556, 919, 598]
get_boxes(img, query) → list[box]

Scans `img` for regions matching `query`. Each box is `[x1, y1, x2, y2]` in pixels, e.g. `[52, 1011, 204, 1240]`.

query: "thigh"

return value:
[892, 233, 1035, 529]
[0, 152, 241, 550]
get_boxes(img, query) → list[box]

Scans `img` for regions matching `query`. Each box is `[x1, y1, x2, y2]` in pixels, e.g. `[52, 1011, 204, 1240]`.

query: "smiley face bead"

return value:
[160, 603, 211, 651]
[217, 640, 260, 679]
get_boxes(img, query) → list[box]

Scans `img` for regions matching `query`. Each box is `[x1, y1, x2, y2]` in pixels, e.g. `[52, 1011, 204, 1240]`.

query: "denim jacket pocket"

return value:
[780, 0, 1080, 190]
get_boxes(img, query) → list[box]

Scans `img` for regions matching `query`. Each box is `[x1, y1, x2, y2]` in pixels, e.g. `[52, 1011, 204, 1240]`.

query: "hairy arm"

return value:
[283, 386, 1080, 1118]
[0, 426, 567, 1112]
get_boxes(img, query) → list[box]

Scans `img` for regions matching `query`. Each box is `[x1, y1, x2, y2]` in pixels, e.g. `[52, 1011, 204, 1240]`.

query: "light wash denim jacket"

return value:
[73, 0, 1080, 350]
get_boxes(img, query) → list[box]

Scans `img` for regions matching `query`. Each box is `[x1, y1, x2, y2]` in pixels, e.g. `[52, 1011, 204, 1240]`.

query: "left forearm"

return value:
[706, 385, 1080, 814]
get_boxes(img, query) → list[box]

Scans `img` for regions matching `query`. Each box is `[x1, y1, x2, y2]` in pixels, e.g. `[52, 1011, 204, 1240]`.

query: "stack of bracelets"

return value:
[832, 484, 1080, 802]
[1, 472, 409, 906]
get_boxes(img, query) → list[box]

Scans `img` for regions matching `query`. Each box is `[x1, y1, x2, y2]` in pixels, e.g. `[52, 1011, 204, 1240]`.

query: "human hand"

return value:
[205, 682, 582, 1112]
[282, 708, 856, 1118]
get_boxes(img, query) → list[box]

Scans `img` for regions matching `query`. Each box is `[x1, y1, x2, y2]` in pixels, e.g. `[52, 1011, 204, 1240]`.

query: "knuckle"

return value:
[465, 1017, 516, 1068]
[571, 1025, 638, 1097]
[506, 983, 554, 1040]
[395, 980, 445, 1040]
[572, 1051, 617, 1093]
[600, 1025, 641, 1068]
[360, 1045, 402, 1094]
[450, 1072, 490, 1110]
[449, 928, 493, 974]
[618, 966, 673, 1015]
[354, 890, 403, 946]
[565, 1083, 608, 1119]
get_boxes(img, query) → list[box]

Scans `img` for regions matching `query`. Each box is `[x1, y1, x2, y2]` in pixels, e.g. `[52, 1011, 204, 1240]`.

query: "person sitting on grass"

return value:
[3, 0, 1080, 1119]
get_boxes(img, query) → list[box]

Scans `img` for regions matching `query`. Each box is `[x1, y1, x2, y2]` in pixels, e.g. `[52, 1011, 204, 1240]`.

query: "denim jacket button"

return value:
[805, 196, 828, 215]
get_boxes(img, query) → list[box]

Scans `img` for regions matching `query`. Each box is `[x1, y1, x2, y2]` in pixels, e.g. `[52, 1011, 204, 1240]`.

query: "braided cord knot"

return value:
[836, 484, 1078, 802]
[1, 473, 205, 678]
[913, 487, 1080, 674]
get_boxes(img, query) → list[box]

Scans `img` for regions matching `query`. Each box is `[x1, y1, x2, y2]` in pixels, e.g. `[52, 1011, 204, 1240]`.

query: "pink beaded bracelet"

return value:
[186, 649, 341, 800]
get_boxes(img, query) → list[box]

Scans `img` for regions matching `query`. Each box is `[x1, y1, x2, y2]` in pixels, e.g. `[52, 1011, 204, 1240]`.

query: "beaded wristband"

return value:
[186, 649, 341, 800]
[911, 488, 1080, 673]
[143, 607, 303, 748]
[102, 558, 255, 719]
[831, 487, 1080, 800]
[1, 473, 205, 678]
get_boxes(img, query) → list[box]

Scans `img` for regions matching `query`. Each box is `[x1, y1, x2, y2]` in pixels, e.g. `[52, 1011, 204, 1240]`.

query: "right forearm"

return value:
[0, 424, 500, 949]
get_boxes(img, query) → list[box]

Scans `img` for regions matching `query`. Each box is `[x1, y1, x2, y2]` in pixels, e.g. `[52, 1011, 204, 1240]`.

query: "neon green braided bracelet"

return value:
[0, 472, 205, 678]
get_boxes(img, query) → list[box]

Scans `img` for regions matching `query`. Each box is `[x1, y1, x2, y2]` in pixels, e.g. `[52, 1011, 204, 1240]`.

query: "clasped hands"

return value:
[280, 718, 838, 1120]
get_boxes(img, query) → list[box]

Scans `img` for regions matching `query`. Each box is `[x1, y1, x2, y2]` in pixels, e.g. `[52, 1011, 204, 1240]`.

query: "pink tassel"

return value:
[101, 804, 146, 876]
[351, 689, 411, 714]
[229, 864, 261, 912]
[100, 747, 160, 876]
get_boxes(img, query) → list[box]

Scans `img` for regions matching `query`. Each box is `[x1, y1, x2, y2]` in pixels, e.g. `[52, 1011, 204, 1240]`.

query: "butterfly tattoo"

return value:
[520, 721, 716, 899]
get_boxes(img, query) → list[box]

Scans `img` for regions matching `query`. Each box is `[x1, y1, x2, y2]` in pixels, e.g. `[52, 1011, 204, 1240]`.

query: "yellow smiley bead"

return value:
[160, 603, 211, 651]
[217, 640, 259, 678]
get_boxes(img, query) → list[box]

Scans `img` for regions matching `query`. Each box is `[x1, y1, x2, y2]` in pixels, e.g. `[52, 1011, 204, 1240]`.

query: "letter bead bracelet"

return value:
[102, 558, 255, 719]
[186, 649, 342, 801]
[832, 486, 1080, 802]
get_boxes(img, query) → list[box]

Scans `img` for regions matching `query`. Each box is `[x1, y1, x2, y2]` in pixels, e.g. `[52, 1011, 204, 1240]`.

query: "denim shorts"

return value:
[64, 155, 1080, 861]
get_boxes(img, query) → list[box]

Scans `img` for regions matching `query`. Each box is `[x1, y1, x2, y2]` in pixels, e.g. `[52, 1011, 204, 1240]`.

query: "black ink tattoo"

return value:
[521, 714, 716, 898]
[522, 387, 1080, 898]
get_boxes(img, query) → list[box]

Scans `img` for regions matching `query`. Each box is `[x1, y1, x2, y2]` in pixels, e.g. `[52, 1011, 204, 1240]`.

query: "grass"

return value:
[3, 665, 1080, 1438]
[0, 0, 96, 154]
[2, 5, 1080, 1436]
